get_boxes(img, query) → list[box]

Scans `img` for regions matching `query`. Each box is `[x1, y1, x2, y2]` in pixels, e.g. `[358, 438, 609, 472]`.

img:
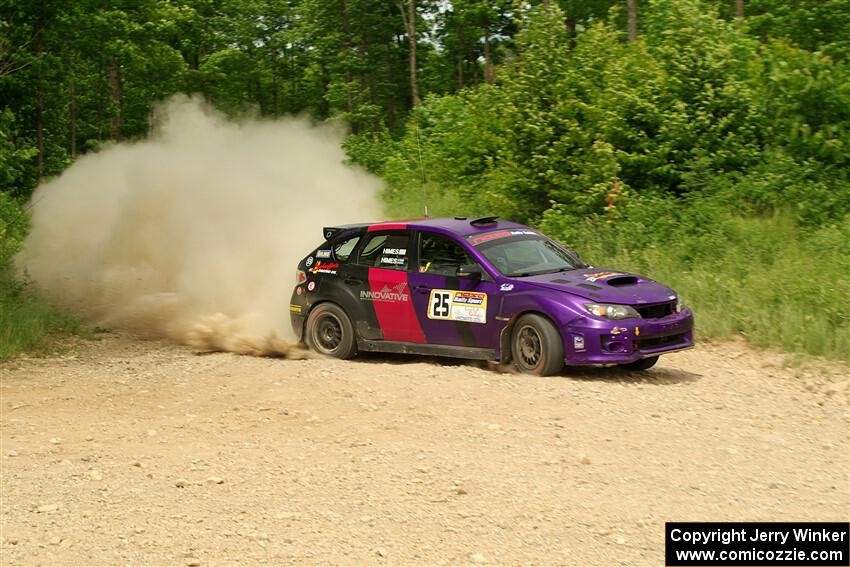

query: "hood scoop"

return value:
[605, 275, 639, 287]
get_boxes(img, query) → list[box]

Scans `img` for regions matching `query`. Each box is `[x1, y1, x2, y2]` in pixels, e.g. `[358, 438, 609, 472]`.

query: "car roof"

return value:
[366, 217, 529, 238]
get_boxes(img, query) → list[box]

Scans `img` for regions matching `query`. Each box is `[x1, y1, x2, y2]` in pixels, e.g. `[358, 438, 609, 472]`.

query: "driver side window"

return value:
[418, 232, 474, 276]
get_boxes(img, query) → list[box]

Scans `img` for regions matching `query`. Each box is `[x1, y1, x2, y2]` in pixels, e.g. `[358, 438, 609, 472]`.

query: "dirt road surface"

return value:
[1, 334, 848, 566]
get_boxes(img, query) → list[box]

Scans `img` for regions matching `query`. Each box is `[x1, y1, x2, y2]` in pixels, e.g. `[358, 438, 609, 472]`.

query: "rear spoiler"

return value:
[323, 227, 344, 241]
[322, 223, 369, 241]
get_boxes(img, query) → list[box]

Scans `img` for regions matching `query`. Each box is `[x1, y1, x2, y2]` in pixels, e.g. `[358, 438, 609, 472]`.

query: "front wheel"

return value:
[619, 356, 658, 371]
[511, 314, 564, 376]
[305, 303, 358, 359]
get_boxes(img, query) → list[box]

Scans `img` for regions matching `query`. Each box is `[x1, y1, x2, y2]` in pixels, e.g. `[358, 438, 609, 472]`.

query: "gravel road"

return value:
[1, 334, 847, 566]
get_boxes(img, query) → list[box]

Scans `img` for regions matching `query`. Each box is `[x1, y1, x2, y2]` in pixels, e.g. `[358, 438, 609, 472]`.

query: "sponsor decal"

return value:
[610, 326, 628, 335]
[635, 326, 640, 336]
[380, 247, 407, 266]
[499, 283, 514, 292]
[296, 286, 303, 296]
[584, 271, 623, 282]
[427, 289, 487, 324]
[324, 229, 333, 240]
[573, 336, 585, 350]
[289, 304, 302, 314]
[470, 230, 512, 245]
[360, 282, 409, 302]
[310, 261, 339, 275]
[305, 256, 314, 267]
[316, 249, 332, 259]
[307, 281, 316, 292]
[470, 230, 538, 246]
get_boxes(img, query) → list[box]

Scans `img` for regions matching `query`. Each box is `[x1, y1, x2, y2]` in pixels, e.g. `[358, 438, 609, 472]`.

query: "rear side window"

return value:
[356, 231, 410, 271]
[333, 236, 360, 262]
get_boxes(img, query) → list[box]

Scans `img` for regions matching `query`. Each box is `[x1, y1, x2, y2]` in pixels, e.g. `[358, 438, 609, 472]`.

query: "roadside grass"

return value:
[562, 213, 850, 363]
[1, 193, 83, 361]
[0, 270, 83, 360]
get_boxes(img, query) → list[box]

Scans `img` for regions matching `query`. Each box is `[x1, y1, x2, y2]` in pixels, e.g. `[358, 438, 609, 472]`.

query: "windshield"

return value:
[474, 233, 582, 277]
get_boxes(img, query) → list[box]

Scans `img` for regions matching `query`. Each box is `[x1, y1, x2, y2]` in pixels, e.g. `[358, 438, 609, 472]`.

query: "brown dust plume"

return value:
[16, 96, 382, 355]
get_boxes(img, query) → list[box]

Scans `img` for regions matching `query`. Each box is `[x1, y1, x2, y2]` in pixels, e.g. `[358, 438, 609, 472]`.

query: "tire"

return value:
[511, 314, 564, 376]
[305, 303, 358, 359]
[619, 355, 659, 371]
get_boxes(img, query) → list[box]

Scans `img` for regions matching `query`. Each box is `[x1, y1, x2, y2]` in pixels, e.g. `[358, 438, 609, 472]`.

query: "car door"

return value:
[409, 230, 502, 349]
[352, 229, 426, 344]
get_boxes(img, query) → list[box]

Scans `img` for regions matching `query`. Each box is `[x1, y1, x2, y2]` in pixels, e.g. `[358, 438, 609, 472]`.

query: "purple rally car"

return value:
[289, 216, 694, 376]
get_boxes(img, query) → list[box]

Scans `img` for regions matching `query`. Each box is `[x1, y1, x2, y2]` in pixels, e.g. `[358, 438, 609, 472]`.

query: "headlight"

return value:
[675, 297, 685, 313]
[584, 303, 640, 320]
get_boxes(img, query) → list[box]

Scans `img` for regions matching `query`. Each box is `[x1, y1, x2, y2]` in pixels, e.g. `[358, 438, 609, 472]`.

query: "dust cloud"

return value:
[16, 96, 382, 355]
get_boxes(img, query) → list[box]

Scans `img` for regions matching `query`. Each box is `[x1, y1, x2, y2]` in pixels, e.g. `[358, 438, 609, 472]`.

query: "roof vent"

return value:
[470, 216, 499, 226]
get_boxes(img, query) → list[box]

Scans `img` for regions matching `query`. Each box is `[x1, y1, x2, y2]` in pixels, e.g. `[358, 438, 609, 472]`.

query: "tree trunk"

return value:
[627, 0, 638, 42]
[36, 86, 44, 183]
[341, 0, 356, 129]
[398, 0, 419, 106]
[483, 22, 493, 84]
[566, 17, 577, 50]
[735, 0, 744, 19]
[35, 0, 46, 184]
[107, 57, 123, 140]
[385, 48, 395, 131]
[69, 72, 77, 159]
[456, 24, 465, 89]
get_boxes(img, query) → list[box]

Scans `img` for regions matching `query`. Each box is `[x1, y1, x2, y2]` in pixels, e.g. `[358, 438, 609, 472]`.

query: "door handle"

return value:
[414, 285, 430, 294]
[345, 277, 362, 286]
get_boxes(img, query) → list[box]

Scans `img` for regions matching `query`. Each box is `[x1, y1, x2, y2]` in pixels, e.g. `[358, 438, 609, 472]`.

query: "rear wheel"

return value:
[619, 356, 658, 371]
[511, 314, 564, 376]
[306, 303, 357, 359]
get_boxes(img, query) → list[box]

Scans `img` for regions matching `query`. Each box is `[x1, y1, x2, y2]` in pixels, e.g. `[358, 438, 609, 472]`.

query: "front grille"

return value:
[635, 333, 686, 350]
[637, 301, 675, 319]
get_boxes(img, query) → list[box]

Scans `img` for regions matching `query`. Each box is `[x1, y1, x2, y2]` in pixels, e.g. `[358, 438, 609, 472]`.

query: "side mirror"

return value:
[456, 264, 483, 279]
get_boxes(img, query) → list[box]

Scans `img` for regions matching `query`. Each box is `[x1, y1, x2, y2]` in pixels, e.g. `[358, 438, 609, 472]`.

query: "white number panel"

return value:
[427, 289, 487, 324]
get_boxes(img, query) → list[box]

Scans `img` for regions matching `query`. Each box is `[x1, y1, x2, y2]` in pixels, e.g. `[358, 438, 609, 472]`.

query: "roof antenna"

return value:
[415, 120, 430, 219]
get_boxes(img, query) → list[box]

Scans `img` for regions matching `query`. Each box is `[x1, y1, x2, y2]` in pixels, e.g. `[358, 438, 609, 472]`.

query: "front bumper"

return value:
[562, 308, 694, 366]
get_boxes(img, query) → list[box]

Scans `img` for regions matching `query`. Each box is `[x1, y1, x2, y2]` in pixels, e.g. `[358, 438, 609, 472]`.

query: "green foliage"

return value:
[1, 0, 848, 361]
[0, 109, 37, 195]
[375, 0, 849, 227]
[0, 194, 80, 360]
[541, 198, 850, 361]
[744, 0, 850, 61]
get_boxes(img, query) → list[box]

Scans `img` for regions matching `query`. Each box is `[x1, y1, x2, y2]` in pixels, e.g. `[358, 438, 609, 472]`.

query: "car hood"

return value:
[519, 268, 677, 305]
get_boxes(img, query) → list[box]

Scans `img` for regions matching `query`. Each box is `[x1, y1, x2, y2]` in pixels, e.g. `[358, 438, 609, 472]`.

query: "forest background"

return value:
[1, 0, 848, 361]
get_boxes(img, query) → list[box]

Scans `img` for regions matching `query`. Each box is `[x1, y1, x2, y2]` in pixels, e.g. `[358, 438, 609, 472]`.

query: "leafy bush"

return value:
[541, 199, 850, 361]
[0, 194, 80, 359]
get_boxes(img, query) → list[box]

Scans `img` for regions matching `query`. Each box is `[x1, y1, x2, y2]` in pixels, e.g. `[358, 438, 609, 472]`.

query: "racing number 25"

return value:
[429, 291, 452, 319]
